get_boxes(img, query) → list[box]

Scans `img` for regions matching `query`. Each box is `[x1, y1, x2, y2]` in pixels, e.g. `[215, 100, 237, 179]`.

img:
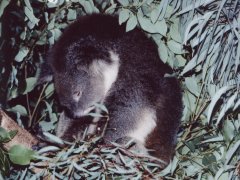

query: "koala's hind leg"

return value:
[104, 103, 180, 167]
[145, 95, 182, 163]
[104, 107, 156, 155]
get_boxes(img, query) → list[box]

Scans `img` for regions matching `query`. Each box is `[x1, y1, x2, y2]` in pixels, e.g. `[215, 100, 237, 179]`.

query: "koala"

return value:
[38, 14, 183, 166]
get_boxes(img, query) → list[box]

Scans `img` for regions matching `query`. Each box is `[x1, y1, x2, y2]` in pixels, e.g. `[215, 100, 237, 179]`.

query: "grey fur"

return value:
[38, 14, 183, 165]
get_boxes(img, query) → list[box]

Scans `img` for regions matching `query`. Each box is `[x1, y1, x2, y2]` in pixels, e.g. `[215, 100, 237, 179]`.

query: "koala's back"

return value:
[48, 14, 182, 166]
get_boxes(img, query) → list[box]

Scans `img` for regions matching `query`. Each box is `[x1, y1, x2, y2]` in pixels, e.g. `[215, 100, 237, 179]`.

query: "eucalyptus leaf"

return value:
[23, 77, 37, 95]
[158, 41, 168, 63]
[170, 20, 182, 43]
[15, 47, 29, 62]
[37, 146, 60, 154]
[223, 120, 235, 142]
[167, 40, 183, 54]
[207, 86, 231, 124]
[0, 148, 10, 176]
[185, 77, 200, 96]
[94, 103, 108, 113]
[67, 9, 77, 21]
[8, 105, 28, 116]
[0, 127, 12, 143]
[150, 7, 160, 23]
[88, 112, 103, 117]
[225, 140, 240, 165]
[216, 92, 237, 125]
[201, 136, 224, 144]
[117, 0, 129, 6]
[126, 15, 137, 32]
[9, 145, 36, 165]
[233, 98, 240, 111]
[43, 132, 64, 145]
[138, 15, 167, 35]
[24, 6, 39, 26]
[0, 0, 10, 17]
[119, 9, 130, 25]
[44, 83, 54, 98]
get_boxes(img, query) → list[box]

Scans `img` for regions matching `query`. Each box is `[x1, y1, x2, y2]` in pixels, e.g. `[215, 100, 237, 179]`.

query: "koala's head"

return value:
[38, 40, 119, 118]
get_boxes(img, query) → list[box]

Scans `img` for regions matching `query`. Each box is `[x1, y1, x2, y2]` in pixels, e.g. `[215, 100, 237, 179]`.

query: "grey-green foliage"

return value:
[0, 0, 239, 179]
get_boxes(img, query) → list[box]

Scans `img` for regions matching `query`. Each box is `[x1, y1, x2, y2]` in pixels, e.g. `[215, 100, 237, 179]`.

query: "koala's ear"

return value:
[90, 60, 107, 76]
[37, 61, 53, 85]
[90, 51, 120, 76]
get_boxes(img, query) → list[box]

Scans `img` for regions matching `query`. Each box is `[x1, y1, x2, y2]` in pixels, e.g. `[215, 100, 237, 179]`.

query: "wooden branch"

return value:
[0, 109, 39, 150]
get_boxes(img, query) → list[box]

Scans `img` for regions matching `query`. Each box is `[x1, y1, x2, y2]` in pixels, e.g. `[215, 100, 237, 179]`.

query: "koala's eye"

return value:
[73, 91, 82, 101]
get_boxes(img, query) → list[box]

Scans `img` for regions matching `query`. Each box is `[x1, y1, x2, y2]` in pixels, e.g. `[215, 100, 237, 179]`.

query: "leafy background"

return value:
[0, 0, 239, 179]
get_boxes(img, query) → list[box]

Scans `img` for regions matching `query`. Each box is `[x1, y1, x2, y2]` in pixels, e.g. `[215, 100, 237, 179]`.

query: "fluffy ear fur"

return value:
[90, 51, 119, 76]
[37, 60, 53, 85]
[89, 51, 120, 95]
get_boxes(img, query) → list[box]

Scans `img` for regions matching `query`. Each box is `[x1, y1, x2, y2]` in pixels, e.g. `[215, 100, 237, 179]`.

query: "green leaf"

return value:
[181, 59, 197, 75]
[37, 146, 60, 154]
[24, 0, 33, 11]
[94, 103, 108, 113]
[47, 0, 63, 8]
[215, 165, 235, 180]
[167, 40, 183, 54]
[23, 77, 37, 95]
[0, 148, 10, 176]
[0, 127, 11, 143]
[24, 6, 39, 27]
[201, 136, 224, 144]
[8, 105, 28, 116]
[119, 9, 130, 25]
[185, 77, 200, 96]
[67, 9, 77, 21]
[126, 15, 137, 32]
[202, 154, 216, 166]
[184, 11, 213, 44]
[158, 42, 168, 63]
[170, 19, 182, 43]
[150, 7, 160, 23]
[0, 128, 17, 144]
[138, 16, 155, 33]
[138, 15, 167, 36]
[105, 3, 117, 14]
[39, 120, 54, 131]
[44, 83, 54, 98]
[176, 55, 187, 67]
[233, 98, 240, 111]
[47, 16, 55, 30]
[154, 19, 167, 36]
[14, 47, 29, 62]
[0, 0, 10, 18]
[216, 92, 237, 125]
[207, 86, 231, 124]
[223, 121, 235, 142]
[43, 132, 64, 145]
[117, 0, 129, 6]
[141, 3, 152, 15]
[9, 145, 36, 165]
[8, 130, 18, 140]
[53, 28, 62, 41]
[79, 0, 98, 14]
[88, 112, 103, 117]
[225, 140, 240, 165]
